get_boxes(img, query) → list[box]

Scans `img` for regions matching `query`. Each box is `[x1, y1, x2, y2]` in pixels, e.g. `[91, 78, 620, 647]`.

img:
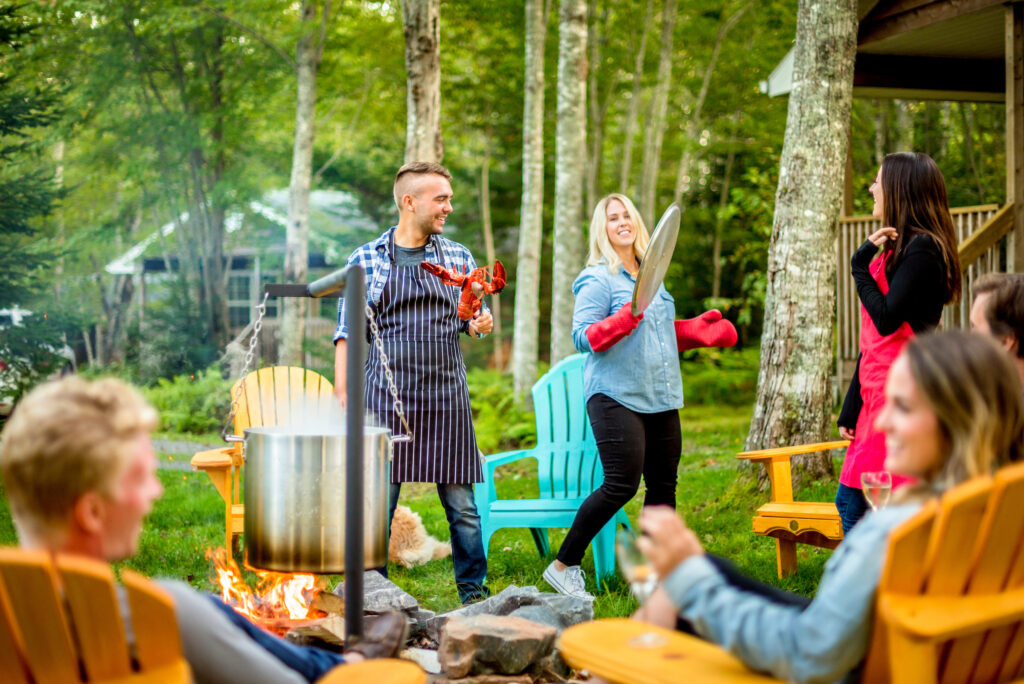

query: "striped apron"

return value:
[365, 240, 482, 484]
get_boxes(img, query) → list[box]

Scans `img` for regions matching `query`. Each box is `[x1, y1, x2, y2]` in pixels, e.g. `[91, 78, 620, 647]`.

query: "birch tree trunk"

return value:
[512, 0, 549, 403]
[585, 0, 613, 213]
[618, 0, 654, 195]
[402, 0, 443, 162]
[638, 0, 676, 223]
[745, 0, 857, 488]
[280, 0, 328, 366]
[479, 147, 502, 370]
[550, 0, 588, 364]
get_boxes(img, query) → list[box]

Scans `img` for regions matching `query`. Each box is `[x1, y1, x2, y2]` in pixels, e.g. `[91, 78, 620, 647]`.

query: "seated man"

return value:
[970, 272, 1024, 384]
[0, 375, 407, 684]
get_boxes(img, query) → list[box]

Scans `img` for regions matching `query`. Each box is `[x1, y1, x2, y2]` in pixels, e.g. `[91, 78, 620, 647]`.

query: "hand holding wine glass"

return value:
[861, 471, 892, 511]
[616, 529, 658, 601]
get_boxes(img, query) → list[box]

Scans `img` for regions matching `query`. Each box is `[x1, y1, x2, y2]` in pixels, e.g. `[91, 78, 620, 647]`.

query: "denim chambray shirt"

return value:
[664, 503, 921, 684]
[572, 263, 684, 413]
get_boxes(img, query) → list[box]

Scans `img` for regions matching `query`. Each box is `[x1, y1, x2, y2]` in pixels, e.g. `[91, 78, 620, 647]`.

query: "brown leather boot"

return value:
[346, 611, 410, 660]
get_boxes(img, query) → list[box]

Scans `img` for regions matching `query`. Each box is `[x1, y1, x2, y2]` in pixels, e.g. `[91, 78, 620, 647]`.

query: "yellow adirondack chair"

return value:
[191, 366, 336, 551]
[0, 547, 191, 683]
[558, 462, 1024, 684]
[736, 440, 849, 577]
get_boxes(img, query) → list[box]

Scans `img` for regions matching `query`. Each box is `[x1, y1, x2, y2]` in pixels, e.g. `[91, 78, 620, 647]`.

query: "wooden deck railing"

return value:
[836, 203, 1008, 390]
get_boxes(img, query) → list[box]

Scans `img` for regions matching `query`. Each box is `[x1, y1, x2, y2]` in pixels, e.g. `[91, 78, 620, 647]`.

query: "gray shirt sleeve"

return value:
[157, 580, 307, 684]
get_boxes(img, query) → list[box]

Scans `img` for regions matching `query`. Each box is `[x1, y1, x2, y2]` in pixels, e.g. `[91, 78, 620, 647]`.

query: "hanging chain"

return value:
[220, 291, 269, 443]
[365, 301, 413, 443]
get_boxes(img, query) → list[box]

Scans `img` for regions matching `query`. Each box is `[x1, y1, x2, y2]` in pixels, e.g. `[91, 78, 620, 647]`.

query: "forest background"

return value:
[1, 0, 1007, 405]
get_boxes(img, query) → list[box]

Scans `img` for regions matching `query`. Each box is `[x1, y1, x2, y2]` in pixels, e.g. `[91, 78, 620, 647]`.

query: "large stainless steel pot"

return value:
[243, 425, 390, 573]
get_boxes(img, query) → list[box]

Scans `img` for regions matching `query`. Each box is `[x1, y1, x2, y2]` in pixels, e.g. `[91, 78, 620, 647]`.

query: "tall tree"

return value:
[638, 0, 676, 222]
[550, 0, 588, 364]
[402, 0, 442, 162]
[618, 0, 654, 195]
[745, 0, 857, 487]
[280, 1, 332, 366]
[512, 0, 550, 401]
[0, 5, 61, 308]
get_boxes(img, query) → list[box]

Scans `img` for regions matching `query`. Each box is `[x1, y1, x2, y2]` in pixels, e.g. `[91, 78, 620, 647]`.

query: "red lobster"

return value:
[420, 260, 507, 321]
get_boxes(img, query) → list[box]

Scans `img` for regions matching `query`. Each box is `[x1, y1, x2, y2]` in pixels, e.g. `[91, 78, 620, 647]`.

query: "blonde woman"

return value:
[636, 330, 1024, 683]
[542, 194, 737, 599]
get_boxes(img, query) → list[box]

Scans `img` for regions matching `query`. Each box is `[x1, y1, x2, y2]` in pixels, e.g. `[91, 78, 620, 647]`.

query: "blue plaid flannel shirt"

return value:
[333, 226, 487, 341]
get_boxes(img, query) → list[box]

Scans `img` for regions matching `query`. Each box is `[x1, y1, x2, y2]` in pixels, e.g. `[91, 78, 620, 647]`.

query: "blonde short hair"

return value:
[586, 194, 650, 273]
[0, 376, 158, 541]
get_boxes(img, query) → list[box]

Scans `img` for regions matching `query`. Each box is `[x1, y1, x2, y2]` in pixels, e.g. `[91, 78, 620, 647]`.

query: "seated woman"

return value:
[635, 330, 1024, 683]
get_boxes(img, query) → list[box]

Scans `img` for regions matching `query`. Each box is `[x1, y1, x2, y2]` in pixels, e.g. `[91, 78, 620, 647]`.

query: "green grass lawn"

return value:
[0, 402, 840, 618]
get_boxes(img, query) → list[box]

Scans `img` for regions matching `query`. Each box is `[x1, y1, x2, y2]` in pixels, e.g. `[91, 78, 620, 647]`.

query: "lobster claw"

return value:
[487, 260, 507, 294]
[420, 261, 466, 286]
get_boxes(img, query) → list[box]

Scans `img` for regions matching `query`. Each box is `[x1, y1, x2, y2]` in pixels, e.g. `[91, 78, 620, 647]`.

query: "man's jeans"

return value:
[389, 482, 489, 603]
[205, 595, 344, 682]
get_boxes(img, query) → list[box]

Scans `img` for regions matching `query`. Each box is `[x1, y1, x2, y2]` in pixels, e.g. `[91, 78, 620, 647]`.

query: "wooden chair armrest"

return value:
[736, 440, 849, 463]
[190, 446, 240, 470]
[880, 589, 1024, 641]
[558, 618, 782, 683]
[317, 658, 425, 684]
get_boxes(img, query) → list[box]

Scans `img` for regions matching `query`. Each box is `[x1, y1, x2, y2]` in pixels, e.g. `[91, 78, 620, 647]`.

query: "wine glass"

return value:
[615, 528, 666, 648]
[861, 471, 893, 511]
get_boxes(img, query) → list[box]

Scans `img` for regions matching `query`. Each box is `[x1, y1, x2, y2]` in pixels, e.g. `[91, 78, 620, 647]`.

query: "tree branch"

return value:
[196, 0, 296, 70]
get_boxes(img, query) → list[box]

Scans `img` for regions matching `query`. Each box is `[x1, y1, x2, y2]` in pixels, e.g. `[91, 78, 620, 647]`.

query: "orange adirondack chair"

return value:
[191, 366, 336, 551]
[0, 548, 191, 683]
[558, 462, 1024, 684]
[736, 440, 849, 578]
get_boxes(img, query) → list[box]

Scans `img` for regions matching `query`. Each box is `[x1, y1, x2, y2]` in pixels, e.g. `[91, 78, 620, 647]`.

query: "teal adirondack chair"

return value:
[474, 353, 631, 590]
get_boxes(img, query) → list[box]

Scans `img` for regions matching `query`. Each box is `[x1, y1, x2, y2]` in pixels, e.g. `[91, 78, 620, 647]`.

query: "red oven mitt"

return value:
[586, 303, 644, 352]
[675, 310, 737, 351]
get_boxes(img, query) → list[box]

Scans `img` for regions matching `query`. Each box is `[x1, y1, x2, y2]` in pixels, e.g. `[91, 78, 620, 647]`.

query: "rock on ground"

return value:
[438, 614, 556, 679]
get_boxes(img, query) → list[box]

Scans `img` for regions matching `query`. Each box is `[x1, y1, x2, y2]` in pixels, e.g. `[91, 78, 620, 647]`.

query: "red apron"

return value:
[840, 252, 914, 489]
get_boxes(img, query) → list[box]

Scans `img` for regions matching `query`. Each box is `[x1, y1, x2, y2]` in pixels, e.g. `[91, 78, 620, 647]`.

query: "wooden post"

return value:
[1008, 3, 1024, 272]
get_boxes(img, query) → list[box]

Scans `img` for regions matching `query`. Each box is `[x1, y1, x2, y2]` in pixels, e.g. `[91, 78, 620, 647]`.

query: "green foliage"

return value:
[466, 368, 536, 453]
[680, 346, 760, 407]
[0, 313, 75, 404]
[143, 366, 232, 435]
[0, 4, 64, 309]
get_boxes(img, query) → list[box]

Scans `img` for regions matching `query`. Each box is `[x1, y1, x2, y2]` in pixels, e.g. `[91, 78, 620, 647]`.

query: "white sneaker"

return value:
[543, 561, 595, 600]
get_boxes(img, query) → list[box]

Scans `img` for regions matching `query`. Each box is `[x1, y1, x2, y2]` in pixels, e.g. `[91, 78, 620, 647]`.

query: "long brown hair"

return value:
[898, 331, 1024, 499]
[879, 152, 961, 302]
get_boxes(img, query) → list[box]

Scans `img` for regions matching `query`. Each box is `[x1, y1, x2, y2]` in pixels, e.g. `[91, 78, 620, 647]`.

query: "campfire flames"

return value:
[207, 548, 325, 632]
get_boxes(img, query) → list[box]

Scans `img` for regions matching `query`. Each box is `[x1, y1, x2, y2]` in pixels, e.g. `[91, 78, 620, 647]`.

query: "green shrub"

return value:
[466, 368, 536, 453]
[143, 366, 232, 435]
[680, 346, 759, 407]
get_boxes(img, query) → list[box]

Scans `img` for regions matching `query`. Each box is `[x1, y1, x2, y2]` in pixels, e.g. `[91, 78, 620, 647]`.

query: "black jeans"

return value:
[676, 554, 811, 634]
[557, 393, 682, 567]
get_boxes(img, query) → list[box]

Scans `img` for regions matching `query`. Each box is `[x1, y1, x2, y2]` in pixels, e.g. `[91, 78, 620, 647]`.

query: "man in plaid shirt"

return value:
[334, 161, 493, 604]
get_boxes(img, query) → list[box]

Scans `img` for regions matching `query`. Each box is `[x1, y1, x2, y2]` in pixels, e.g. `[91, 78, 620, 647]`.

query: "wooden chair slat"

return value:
[942, 465, 1024, 683]
[273, 366, 293, 424]
[923, 478, 993, 596]
[0, 549, 81, 684]
[255, 367, 277, 426]
[863, 500, 938, 684]
[122, 570, 186, 672]
[238, 372, 262, 432]
[57, 556, 132, 681]
[0, 579, 30, 684]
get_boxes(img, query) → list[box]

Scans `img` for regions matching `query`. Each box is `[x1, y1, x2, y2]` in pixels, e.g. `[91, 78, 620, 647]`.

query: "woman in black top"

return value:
[835, 152, 960, 532]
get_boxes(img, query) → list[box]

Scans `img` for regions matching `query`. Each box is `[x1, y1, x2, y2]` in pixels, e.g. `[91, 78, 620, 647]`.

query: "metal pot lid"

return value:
[632, 203, 681, 316]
